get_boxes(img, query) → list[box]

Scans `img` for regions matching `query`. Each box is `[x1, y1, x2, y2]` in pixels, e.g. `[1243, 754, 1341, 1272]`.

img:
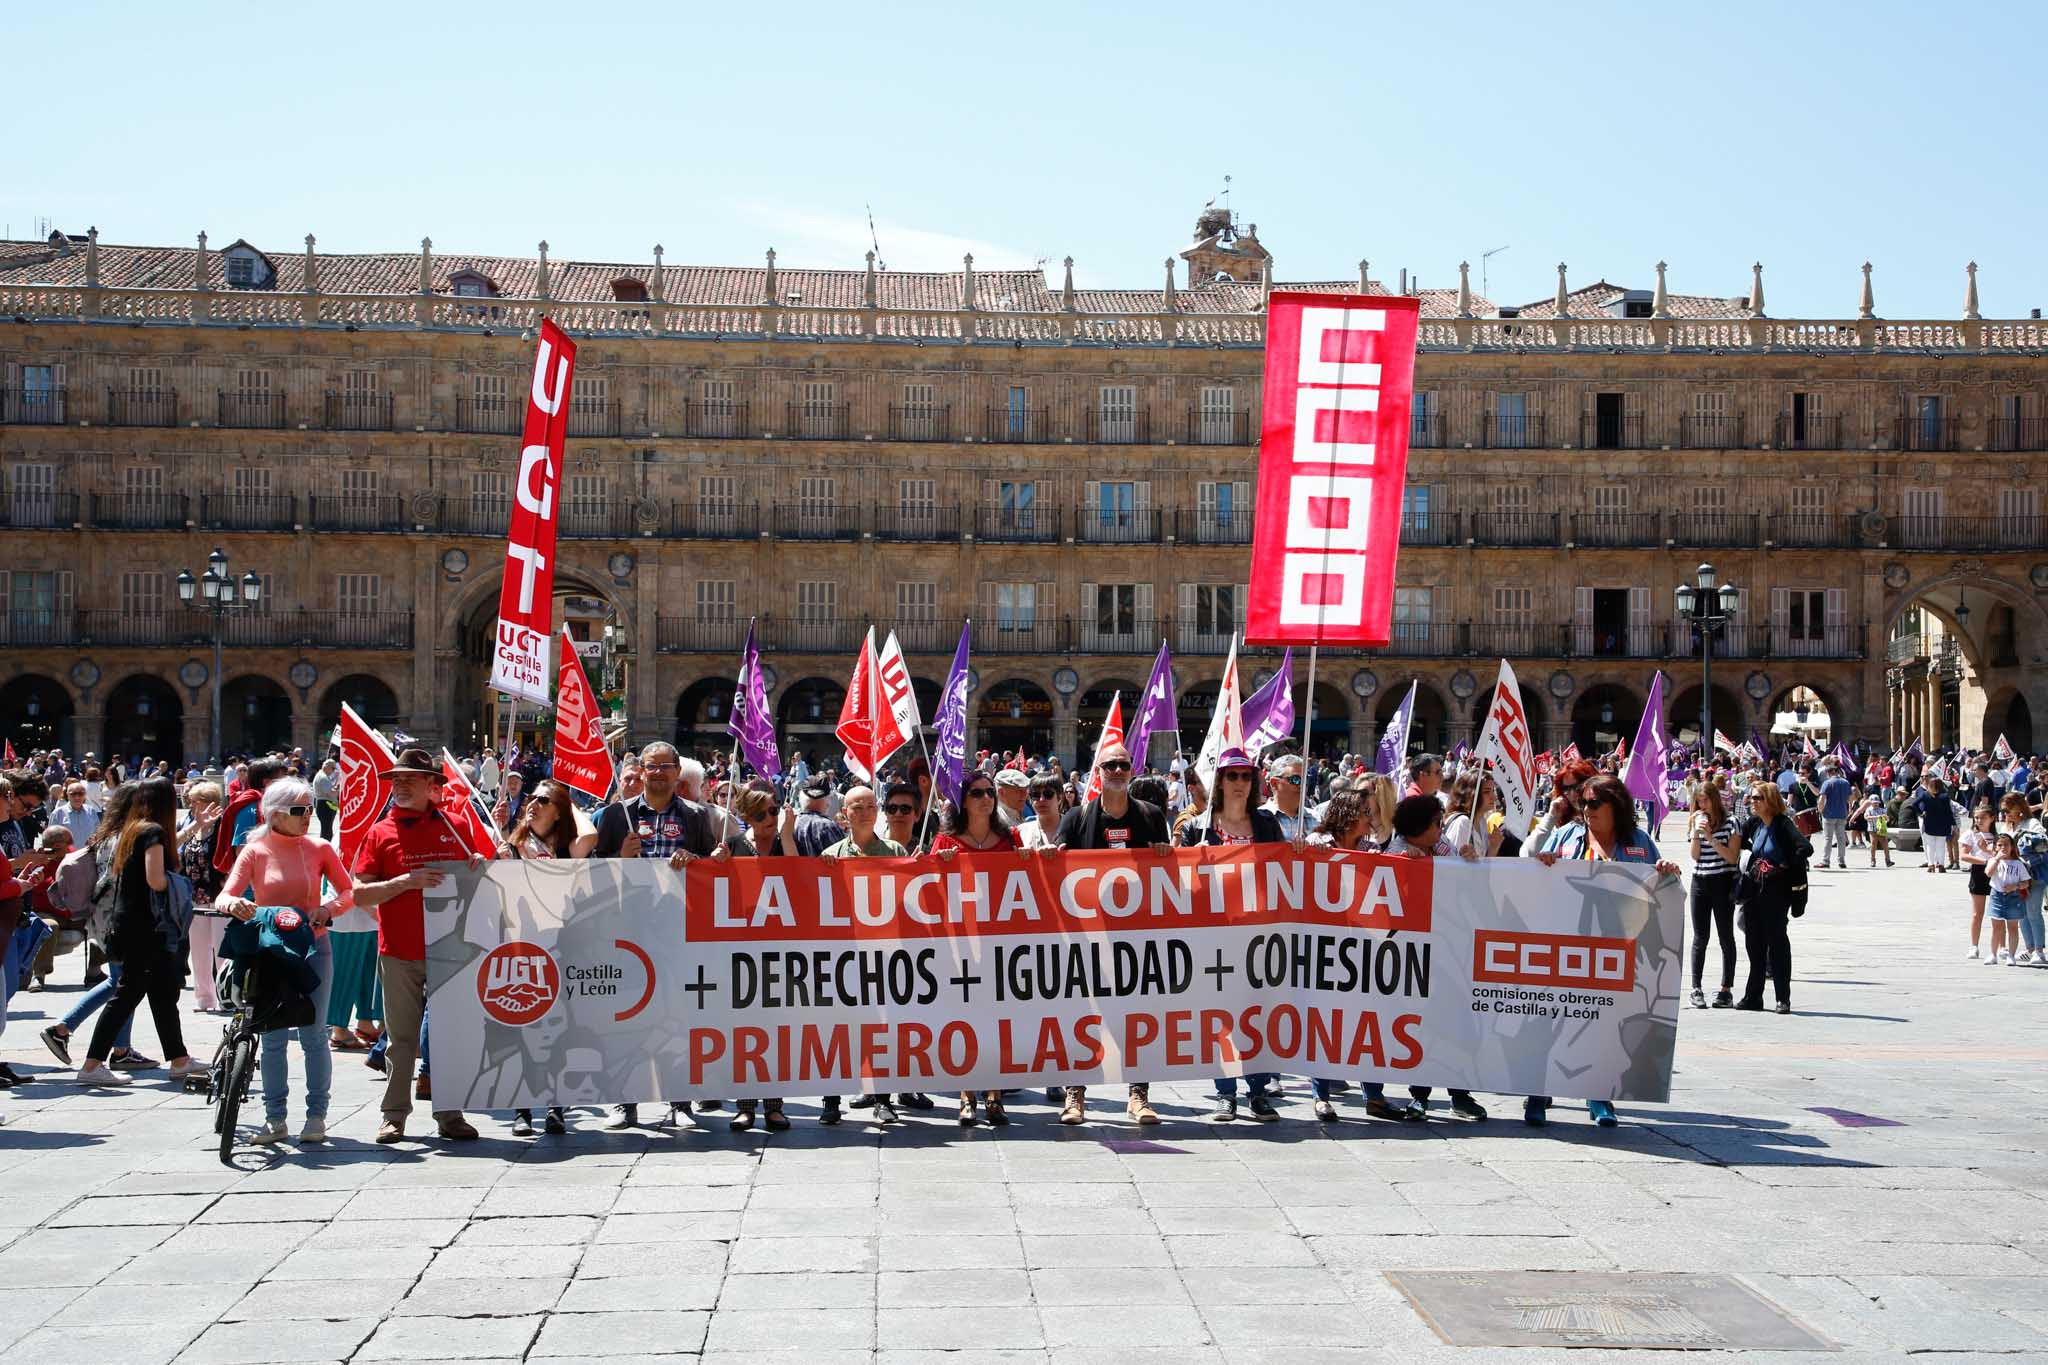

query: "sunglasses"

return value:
[1099, 761, 1132, 773]
[1281, 776, 1303, 787]
[283, 805, 311, 817]
[1220, 771, 1254, 782]
[965, 789, 996, 800]
[883, 804, 916, 816]
[1031, 790, 1061, 801]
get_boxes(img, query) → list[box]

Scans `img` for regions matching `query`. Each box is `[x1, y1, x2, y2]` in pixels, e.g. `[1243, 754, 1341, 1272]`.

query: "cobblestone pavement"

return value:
[3, 824, 2046, 1363]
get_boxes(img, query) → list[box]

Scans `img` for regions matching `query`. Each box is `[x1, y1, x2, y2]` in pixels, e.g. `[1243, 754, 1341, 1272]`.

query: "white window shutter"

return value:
[1627, 586, 1650, 656]
[1238, 480, 1253, 511]
[1084, 481, 1099, 516]
[979, 478, 997, 511]
[1770, 587, 1790, 654]
[0, 572, 10, 620]
[1080, 580, 1097, 649]
[1135, 481, 1152, 509]
[56, 570, 73, 617]
[1197, 482, 1216, 515]
[1572, 587, 1594, 655]
[1177, 583, 1196, 641]
[1732, 586, 1750, 656]
[1825, 587, 1846, 648]
[1136, 582, 1154, 633]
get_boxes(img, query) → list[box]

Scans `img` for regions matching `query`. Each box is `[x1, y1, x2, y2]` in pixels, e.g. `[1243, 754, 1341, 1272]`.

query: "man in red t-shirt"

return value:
[351, 748, 477, 1144]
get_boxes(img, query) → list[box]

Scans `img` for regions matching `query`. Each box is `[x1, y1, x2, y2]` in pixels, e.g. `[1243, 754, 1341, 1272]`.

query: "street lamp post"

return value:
[1675, 561, 1742, 754]
[176, 546, 264, 765]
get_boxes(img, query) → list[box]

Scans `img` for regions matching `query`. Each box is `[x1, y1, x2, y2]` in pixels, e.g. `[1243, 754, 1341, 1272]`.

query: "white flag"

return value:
[1473, 659, 1538, 840]
[877, 631, 925, 749]
[1712, 729, 1737, 755]
[1193, 636, 1244, 796]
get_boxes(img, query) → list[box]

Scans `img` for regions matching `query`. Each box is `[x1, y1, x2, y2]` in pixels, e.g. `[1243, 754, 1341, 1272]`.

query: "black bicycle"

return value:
[192, 911, 310, 1164]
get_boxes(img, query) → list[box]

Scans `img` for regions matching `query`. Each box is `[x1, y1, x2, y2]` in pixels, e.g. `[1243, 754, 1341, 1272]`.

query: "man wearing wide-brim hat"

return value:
[349, 747, 479, 1143]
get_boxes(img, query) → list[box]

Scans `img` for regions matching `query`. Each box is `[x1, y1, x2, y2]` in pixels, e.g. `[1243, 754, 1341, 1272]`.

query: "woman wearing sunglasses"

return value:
[1177, 747, 1288, 1120]
[933, 775, 1025, 1126]
[1528, 773, 1681, 1128]
[216, 776, 354, 1146]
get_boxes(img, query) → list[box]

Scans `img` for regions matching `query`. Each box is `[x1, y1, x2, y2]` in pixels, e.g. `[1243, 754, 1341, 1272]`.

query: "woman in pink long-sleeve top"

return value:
[218, 777, 353, 1147]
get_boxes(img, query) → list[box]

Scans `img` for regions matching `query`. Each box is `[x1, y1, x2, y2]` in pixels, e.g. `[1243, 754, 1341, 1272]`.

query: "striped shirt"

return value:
[1692, 815, 1740, 878]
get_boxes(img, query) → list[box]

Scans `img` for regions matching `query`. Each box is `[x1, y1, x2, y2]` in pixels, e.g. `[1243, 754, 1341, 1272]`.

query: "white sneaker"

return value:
[76, 1062, 132, 1086]
[1967, 946, 1981, 959]
[248, 1120, 289, 1145]
[1984, 953, 2002, 965]
[299, 1120, 327, 1144]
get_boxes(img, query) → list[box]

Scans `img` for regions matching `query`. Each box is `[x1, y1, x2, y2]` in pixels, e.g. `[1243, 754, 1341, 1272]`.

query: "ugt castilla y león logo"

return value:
[477, 941, 562, 1026]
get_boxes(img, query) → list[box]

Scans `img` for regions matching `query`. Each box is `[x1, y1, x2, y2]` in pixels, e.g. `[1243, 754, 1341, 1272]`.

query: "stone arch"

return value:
[1570, 680, 1642, 756]
[977, 677, 1054, 760]
[1667, 681, 1746, 749]
[1375, 676, 1450, 759]
[675, 676, 738, 759]
[1077, 677, 1144, 763]
[319, 673, 403, 735]
[221, 673, 295, 757]
[1985, 689, 2034, 753]
[446, 562, 628, 749]
[776, 676, 845, 768]
[0, 673, 78, 755]
[441, 560, 628, 645]
[1288, 679, 1352, 760]
[1766, 680, 1848, 747]
[104, 673, 185, 768]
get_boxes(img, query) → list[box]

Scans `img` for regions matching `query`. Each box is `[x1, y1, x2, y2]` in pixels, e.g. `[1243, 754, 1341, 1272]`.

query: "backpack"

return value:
[83, 842, 119, 948]
[2018, 826, 2048, 883]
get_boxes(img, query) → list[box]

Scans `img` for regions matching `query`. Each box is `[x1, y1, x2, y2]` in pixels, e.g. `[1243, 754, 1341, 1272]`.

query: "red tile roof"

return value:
[1509, 280, 1753, 321]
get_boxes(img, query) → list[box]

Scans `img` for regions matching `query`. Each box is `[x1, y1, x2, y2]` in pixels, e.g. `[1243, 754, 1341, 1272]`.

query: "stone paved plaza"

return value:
[4, 825, 2047, 1364]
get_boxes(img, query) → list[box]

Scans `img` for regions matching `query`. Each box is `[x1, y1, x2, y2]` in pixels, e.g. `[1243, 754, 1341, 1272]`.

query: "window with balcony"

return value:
[1392, 586, 1432, 647]
[570, 376, 610, 434]
[10, 363, 65, 423]
[122, 466, 163, 523]
[1084, 581, 1148, 646]
[6, 462, 55, 526]
[799, 380, 838, 437]
[796, 580, 836, 622]
[1915, 395, 1945, 448]
[1589, 483, 1631, 539]
[121, 571, 165, 625]
[1085, 479, 1149, 540]
[3, 570, 71, 644]
[471, 373, 511, 429]
[1574, 586, 1649, 657]
[469, 471, 509, 530]
[1998, 487, 2040, 546]
[1492, 391, 1530, 448]
[565, 474, 609, 535]
[797, 476, 836, 535]
[341, 468, 379, 507]
[1773, 586, 1844, 656]
[998, 479, 1037, 533]
[697, 474, 737, 533]
[1688, 391, 1735, 448]
[898, 383, 939, 440]
[995, 583, 1036, 630]
[1900, 486, 1942, 547]
[696, 580, 736, 622]
[338, 574, 381, 619]
[1195, 480, 1249, 541]
[1401, 486, 1432, 538]
[1097, 385, 1137, 443]
[899, 478, 937, 533]
[1193, 584, 1237, 638]
[1493, 587, 1533, 624]
[897, 581, 937, 620]
[1197, 386, 1235, 444]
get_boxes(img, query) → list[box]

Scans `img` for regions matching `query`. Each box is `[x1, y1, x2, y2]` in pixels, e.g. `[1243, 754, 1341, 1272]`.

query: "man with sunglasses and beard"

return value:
[1051, 741, 1172, 1126]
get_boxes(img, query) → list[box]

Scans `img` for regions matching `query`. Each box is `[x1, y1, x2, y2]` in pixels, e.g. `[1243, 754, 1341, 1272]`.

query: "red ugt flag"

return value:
[488, 319, 577, 704]
[551, 626, 616, 800]
[835, 628, 908, 782]
[436, 750, 497, 857]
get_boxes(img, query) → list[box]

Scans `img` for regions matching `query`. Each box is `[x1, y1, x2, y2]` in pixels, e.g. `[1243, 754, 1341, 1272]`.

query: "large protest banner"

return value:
[423, 849, 1683, 1109]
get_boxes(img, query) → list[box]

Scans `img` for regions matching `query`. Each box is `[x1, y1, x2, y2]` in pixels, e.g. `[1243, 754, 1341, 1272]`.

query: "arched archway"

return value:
[1987, 691, 2034, 754]
[1287, 681, 1351, 760]
[0, 674, 74, 754]
[320, 674, 401, 737]
[221, 674, 294, 758]
[1768, 682, 1839, 749]
[1571, 682, 1641, 756]
[105, 674, 183, 768]
[449, 566, 628, 753]
[675, 677, 738, 761]
[777, 677, 844, 767]
[1886, 571, 2048, 752]
[1376, 679, 1448, 759]
[1078, 679, 1144, 765]
[1667, 682, 1746, 750]
[979, 678, 1054, 761]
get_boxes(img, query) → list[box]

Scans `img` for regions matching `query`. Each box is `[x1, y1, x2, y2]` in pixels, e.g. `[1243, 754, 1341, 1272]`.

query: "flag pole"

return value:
[1295, 643, 1318, 771]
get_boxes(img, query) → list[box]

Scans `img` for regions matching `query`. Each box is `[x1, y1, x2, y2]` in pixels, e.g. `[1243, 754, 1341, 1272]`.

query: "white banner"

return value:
[1474, 659, 1539, 840]
[423, 848, 1683, 1108]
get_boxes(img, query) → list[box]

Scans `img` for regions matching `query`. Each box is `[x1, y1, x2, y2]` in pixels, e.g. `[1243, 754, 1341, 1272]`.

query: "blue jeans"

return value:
[1213, 1072, 1275, 1098]
[261, 936, 333, 1124]
[2023, 879, 2047, 954]
[61, 961, 134, 1051]
[366, 1004, 430, 1078]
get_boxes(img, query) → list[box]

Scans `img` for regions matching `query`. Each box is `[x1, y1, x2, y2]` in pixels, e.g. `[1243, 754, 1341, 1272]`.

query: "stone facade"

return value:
[2, 218, 2045, 767]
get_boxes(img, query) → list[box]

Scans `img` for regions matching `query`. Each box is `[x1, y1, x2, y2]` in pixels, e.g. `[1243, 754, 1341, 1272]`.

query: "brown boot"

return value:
[1126, 1085, 1160, 1126]
[435, 1114, 478, 1141]
[1059, 1086, 1087, 1125]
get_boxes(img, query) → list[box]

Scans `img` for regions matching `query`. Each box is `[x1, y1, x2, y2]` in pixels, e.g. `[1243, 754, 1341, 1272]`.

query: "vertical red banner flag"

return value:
[1244, 292, 1420, 647]
[489, 318, 577, 704]
[551, 624, 616, 800]
[436, 750, 498, 856]
[335, 702, 398, 867]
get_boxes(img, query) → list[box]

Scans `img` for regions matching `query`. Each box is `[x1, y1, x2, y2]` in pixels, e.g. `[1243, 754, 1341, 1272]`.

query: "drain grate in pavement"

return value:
[1386, 1270, 1838, 1350]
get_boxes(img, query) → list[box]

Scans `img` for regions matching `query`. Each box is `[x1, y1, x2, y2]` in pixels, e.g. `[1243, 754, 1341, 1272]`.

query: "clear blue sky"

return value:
[9, 1, 2040, 318]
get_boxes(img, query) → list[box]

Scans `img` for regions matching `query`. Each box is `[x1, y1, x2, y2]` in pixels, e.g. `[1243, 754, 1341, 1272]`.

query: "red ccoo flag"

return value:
[835, 628, 908, 782]
[1082, 691, 1127, 802]
[335, 703, 398, 868]
[551, 625, 616, 800]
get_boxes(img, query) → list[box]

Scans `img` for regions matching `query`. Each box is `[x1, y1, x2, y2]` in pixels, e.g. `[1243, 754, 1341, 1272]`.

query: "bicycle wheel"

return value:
[217, 1031, 257, 1166]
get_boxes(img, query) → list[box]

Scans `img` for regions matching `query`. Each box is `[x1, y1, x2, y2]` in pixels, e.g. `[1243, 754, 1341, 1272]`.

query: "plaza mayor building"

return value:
[1, 207, 2044, 768]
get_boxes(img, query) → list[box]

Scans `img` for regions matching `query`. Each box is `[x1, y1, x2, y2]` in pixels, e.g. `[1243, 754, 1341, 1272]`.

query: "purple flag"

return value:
[1127, 641, 1177, 773]
[1241, 649, 1295, 760]
[1906, 736, 1926, 764]
[727, 619, 781, 780]
[1374, 681, 1417, 775]
[1623, 672, 1672, 826]
[1831, 741, 1859, 777]
[932, 621, 972, 804]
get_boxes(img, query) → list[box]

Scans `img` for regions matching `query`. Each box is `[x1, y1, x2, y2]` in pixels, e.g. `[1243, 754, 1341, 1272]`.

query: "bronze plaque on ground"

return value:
[1386, 1271, 1837, 1351]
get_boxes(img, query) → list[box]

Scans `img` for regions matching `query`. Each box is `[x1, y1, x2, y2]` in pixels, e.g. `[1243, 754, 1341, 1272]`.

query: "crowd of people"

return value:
[2, 730, 2041, 1147]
